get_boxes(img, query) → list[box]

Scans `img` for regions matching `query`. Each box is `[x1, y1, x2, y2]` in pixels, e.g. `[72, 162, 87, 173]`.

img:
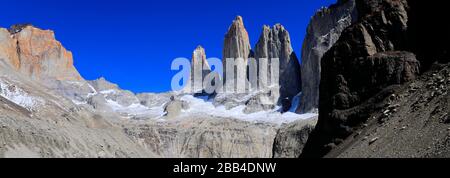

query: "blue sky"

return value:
[2, 0, 336, 93]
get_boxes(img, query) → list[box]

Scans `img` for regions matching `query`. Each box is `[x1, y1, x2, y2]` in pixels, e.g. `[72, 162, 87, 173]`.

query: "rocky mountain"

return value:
[2, 24, 82, 82]
[217, 16, 305, 113]
[301, 0, 450, 158]
[222, 16, 252, 91]
[186, 46, 211, 93]
[254, 24, 302, 110]
[0, 58, 155, 157]
[5, 0, 445, 158]
[0, 22, 316, 157]
[298, 0, 357, 113]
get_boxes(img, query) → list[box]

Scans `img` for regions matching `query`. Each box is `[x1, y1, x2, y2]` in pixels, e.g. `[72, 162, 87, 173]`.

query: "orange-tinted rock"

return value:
[223, 16, 252, 90]
[11, 25, 82, 81]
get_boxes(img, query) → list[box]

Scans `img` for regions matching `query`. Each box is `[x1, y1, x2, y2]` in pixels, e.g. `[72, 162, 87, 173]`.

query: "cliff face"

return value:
[0, 25, 82, 82]
[125, 117, 277, 158]
[187, 46, 211, 93]
[299, 0, 357, 113]
[216, 16, 304, 113]
[0, 22, 312, 158]
[272, 117, 317, 158]
[223, 16, 251, 60]
[0, 28, 20, 69]
[301, 0, 450, 158]
[223, 16, 252, 91]
[255, 24, 302, 106]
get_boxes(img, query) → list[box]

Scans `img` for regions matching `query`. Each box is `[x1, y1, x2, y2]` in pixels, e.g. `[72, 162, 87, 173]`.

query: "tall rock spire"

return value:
[189, 45, 211, 93]
[222, 16, 251, 92]
[254, 24, 301, 107]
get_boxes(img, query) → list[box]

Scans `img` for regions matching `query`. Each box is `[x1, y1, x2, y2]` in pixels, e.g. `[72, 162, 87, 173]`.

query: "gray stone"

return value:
[272, 118, 318, 158]
[186, 46, 211, 93]
[298, 0, 357, 113]
[222, 16, 251, 92]
[254, 24, 302, 106]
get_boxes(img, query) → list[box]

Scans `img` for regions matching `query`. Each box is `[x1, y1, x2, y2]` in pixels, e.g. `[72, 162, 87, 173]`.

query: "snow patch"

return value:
[179, 95, 317, 125]
[99, 89, 116, 95]
[105, 99, 165, 119]
[66, 81, 84, 87]
[86, 84, 98, 97]
[71, 100, 87, 105]
[0, 80, 42, 111]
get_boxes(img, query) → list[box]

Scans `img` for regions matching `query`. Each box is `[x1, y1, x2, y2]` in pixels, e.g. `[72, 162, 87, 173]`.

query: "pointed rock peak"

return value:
[262, 25, 271, 32]
[222, 15, 251, 85]
[234, 16, 244, 24]
[273, 23, 286, 31]
[257, 26, 271, 43]
[260, 24, 289, 37]
[228, 15, 247, 33]
[192, 45, 209, 67]
[224, 16, 251, 58]
[194, 45, 206, 56]
[254, 22, 300, 103]
[195, 45, 204, 51]
[256, 24, 292, 47]
[188, 45, 211, 93]
[193, 45, 205, 55]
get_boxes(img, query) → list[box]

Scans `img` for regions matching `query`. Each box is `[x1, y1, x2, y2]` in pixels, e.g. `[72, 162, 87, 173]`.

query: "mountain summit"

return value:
[0, 25, 82, 81]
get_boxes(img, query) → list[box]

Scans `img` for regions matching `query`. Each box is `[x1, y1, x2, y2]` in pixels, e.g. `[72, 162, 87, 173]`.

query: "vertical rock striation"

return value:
[223, 16, 252, 92]
[188, 45, 211, 93]
[254, 24, 301, 108]
[301, 0, 427, 157]
[5, 24, 83, 81]
[299, 0, 357, 113]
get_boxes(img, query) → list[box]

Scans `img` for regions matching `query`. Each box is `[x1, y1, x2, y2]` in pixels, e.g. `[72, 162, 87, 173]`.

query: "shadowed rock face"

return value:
[222, 16, 252, 90]
[254, 24, 301, 106]
[299, 0, 357, 113]
[406, 1, 450, 68]
[301, 0, 450, 158]
[272, 118, 317, 158]
[1, 25, 82, 81]
[301, 0, 419, 157]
